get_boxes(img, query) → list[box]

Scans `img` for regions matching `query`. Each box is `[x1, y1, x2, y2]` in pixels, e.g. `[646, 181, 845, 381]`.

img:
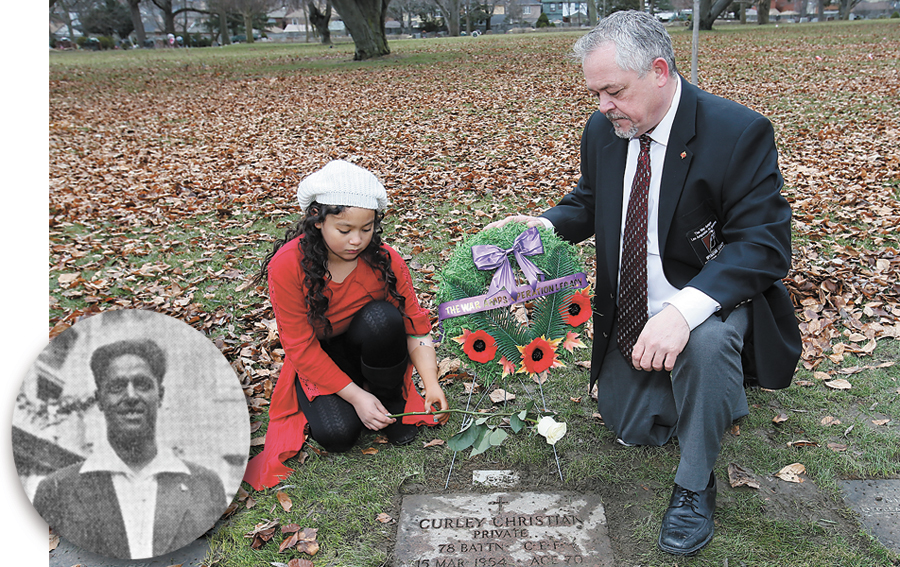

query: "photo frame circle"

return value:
[12, 309, 250, 561]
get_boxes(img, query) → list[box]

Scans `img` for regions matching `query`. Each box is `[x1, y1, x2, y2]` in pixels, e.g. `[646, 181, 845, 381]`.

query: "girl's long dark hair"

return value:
[256, 202, 407, 338]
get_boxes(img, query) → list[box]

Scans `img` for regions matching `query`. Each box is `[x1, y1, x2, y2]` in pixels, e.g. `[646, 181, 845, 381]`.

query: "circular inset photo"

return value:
[12, 309, 250, 561]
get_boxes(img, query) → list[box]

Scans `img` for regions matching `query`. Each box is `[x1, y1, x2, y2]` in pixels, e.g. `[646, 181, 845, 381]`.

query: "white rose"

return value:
[536, 416, 567, 445]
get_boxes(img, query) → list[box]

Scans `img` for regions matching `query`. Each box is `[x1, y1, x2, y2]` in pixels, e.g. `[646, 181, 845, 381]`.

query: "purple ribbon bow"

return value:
[472, 227, 545, 299]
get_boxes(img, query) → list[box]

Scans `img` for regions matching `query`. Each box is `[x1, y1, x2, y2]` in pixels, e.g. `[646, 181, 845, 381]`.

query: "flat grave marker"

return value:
[395, 491, 613, 567]
[840, 479, 900, 554]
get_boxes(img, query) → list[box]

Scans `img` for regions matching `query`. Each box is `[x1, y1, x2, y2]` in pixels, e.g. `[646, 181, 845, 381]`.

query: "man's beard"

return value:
[607, 111, 638, 139]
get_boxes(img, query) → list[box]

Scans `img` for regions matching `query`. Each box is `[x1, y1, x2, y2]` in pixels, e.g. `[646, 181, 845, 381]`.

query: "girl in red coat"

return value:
[243, 160, 449, 490]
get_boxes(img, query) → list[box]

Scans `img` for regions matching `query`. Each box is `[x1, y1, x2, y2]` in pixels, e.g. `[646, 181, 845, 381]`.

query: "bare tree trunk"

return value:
[465, 0, 471, 34]
[329, 0, 391, 59]
[308, 1, 332, 44]
[151, 0, 178, 35]
[817, 0, 824, 20]
[302, 1, 311, 42]
[587, 0, 597, 26]
[244, 11, 255, 41]
[435, 0, 461, 35]
[698, 0, 732, 30]
[758, 0, 770, 24]
[219, 6, 232, 44]
[128, 0, 147, 45]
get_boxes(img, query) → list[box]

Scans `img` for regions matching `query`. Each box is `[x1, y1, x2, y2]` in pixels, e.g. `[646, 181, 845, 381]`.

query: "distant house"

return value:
[495, 0, 543, 27]
[540, 1, 588, 25]
[267, 7, 289, 29]
[852, 0, 897, 17]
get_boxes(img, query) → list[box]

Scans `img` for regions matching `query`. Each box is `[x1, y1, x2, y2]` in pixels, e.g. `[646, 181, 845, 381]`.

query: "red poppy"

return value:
[456, 329, 497, 363]
[516, 335, 562, 375]
[560, 289, 592, 327]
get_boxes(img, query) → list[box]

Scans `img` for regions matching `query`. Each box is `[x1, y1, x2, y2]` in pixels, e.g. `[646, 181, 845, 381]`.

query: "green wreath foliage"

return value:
[435, 223, 590, 385]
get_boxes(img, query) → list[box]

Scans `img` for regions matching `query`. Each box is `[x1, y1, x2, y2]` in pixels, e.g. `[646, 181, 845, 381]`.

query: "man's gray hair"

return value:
[572, 10, 677, 78]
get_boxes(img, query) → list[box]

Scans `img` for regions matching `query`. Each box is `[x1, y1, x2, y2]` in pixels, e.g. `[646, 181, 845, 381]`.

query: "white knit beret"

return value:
[296, 160, 389, 212]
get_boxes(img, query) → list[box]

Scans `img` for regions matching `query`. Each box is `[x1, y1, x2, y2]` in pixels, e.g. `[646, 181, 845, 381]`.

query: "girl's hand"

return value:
[353, 391, 395, 431]
[424, 387, 450, 425]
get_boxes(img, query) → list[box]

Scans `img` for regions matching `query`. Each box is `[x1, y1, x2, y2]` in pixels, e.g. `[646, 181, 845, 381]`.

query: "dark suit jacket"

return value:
[543, 77, 801, 390]
[34, 458, 225, 560]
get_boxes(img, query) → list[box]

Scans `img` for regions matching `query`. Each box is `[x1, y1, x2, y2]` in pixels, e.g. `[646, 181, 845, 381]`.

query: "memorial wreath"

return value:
[399, 223, 592, 459]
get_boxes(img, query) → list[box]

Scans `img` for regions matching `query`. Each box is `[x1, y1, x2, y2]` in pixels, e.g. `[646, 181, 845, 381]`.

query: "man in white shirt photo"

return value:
[32, 339, 226, 560]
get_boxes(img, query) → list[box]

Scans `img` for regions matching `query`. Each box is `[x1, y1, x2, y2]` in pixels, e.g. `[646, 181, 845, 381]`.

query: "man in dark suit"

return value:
[33, 339, 226, 560]
[489, 10, 800, 555]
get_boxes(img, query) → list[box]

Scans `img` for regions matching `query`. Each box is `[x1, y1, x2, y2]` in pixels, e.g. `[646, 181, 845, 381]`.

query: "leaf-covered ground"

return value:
[47, 20, 900, 566]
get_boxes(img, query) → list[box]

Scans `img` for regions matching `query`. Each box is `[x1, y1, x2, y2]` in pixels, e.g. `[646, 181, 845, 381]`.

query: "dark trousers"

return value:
[596, 304, 751, 492]
[295, 300, 409, 452]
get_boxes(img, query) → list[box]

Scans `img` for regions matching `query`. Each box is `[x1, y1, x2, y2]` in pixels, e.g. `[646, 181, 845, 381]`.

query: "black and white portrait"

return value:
[13, 309, 250, 561]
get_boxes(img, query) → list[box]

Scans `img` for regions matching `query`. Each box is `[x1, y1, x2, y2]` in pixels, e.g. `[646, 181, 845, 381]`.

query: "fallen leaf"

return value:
[245, 495, 257, 509]
[730, 424, 741, 436]
[423, 438, 445, 448]
[276, 491, 292, 513]
[250, 436, 266, 446]
[376, 512, 392, 523]
[438, 357, 461, 378]
[813, 371, 831, 381]
[570, 396, 582, 403]
[279, 532, 300, 552]
[489, 388, 515, 403]
[775, 462, 806, 483]
[58, 273, 80, 285]
[373, 434, 389, 444]
[773, 412, 789, 424]
[872, 419, 891, 426]
[787, 440, 819, 448]
[820, 416, 842, 426]
[825, 379, 852, 390]
[287, 559, 315, 567]
[245, 519, 280, 549]
[827, 442, 848, 452]
[727, 463, 760, 489]
[296, 540, 320, 556]
[531, 370, 549, 385]
[49, 532, 59, 551]
[282, 524, 302, 534]
[361, 447, 378, 455]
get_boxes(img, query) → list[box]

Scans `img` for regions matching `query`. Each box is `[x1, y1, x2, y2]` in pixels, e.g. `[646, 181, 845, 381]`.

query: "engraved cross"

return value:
[489, 495, 510, 514]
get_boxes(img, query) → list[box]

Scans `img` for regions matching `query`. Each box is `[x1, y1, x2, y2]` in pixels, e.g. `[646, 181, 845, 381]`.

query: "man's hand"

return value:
[484, 215, 546, 230]
[631, 305, 690, 372]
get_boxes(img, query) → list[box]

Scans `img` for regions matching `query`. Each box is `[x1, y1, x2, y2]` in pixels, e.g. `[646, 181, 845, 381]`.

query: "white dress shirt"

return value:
[80, 440, 192, 559]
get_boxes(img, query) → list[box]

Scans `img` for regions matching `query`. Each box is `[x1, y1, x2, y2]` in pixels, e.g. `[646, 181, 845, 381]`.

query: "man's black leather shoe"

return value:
[658, 472, 716, 555]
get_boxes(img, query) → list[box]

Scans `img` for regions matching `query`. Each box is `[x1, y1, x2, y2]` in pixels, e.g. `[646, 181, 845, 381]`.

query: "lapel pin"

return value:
[680, 151, 687, 159]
